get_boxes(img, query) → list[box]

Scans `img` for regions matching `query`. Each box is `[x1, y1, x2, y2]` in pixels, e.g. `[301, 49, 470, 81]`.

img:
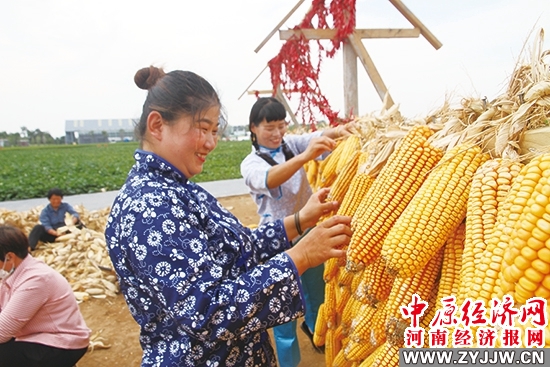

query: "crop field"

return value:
[0, 141, 251, 201]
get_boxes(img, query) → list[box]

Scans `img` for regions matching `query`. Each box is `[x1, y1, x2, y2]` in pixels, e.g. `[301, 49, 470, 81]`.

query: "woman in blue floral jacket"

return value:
[105, 66, 352, 367]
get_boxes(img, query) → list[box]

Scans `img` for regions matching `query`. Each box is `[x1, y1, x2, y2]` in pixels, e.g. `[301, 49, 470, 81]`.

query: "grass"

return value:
[0, 140, 251, 201]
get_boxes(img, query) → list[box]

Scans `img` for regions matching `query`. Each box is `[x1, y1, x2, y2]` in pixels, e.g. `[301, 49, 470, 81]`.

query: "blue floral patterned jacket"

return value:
[105, 150, 305, 367]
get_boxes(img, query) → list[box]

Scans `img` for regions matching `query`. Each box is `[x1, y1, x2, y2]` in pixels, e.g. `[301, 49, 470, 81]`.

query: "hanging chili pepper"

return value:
[268, 0, 356, 129]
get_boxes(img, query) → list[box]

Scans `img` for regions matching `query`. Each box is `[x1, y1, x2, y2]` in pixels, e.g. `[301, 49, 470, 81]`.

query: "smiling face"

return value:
[150, 106, 220, 178]
[251, 119, 288, 150]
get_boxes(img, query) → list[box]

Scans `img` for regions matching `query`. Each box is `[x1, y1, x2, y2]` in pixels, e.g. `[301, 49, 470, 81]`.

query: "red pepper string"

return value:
[268, 0, 356, 129]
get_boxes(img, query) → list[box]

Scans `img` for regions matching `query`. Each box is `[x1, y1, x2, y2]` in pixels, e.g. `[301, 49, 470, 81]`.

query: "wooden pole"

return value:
[254, 0, 306, 53]
[343, 41, 358, 118]
[388, 0, 443, 50]
[348, 32, 394, 107]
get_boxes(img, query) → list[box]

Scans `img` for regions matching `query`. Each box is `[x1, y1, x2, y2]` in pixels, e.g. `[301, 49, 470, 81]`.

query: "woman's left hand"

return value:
[335, 121, 357, 138]
[299, 188, 338, 230]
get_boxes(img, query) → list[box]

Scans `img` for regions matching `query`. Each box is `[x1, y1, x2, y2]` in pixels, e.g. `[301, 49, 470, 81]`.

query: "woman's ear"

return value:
[147, 111, 164, 142]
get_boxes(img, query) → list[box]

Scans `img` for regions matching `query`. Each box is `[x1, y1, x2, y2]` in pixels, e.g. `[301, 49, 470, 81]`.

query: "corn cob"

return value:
[314, 303, 328, 347]
[421, 281, 440, 348]
[354, 256, 395, 306]
[305, 159, 319, 189]
[337, 173, 374, 217]
[435, 223, 465, 304]
[350, 267, 364, 294]
[332, 349, 354, 367]
[461, 158, 523, 305]
[324, 257, 340, 282]
[325, 279, 338, 329]
[496, 153, 550, 304]
[346, 301, 387, 361]
[381, 143, 489, 278]
[319, 136, 356, 189]
[336, 285, 352, 315]
[384, 247, 444, 346]
[336, 135, 362, 172]
[357, 343, 382, 367]
[328, 150, 362, 204]
[325, 327, 339, 367]
[347, 126, 443, 271]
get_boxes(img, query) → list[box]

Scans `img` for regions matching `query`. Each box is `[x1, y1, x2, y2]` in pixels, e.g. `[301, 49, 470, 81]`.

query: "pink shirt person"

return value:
[0, 255, 90, 347]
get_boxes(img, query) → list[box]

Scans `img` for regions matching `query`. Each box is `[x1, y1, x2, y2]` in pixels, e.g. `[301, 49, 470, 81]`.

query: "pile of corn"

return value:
[309, 29, 550, 366]
[0, 206, 118, 303]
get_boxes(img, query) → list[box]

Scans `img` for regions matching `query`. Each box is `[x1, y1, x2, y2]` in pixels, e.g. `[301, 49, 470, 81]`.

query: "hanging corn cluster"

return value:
[311, 30, 550, 364]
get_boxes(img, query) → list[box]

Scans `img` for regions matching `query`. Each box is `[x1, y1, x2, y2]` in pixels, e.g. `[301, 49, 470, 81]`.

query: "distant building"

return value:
[65, 118, 136, 144]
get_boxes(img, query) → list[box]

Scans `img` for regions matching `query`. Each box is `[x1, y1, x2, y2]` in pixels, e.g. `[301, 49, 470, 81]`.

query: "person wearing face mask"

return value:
[104, 66, 353, 367]
[28, 188, 84, 251]
[0, 225, 90, 367]
[240, 97, 356, 366]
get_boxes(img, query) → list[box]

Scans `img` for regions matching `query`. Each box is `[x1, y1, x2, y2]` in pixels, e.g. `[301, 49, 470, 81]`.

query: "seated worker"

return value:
[28, 188, 83, 251]
[0, 224, 91, 367]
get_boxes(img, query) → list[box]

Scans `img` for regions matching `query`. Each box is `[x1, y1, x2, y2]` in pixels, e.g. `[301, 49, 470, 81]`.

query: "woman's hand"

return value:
[299, 188, 338, 230]
[300, 136, 336, 163]
[286, 215, 352, 274]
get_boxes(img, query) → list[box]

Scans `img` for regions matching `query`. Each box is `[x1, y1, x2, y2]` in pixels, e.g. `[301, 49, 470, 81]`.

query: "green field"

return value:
[0, 141, 251, 201]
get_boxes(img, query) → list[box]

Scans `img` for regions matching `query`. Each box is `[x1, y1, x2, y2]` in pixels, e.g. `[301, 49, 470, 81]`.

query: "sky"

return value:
[0, 0, 549, 138]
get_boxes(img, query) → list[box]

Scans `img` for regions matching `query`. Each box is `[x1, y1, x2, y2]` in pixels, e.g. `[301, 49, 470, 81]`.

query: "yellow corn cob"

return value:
[313, 303, 328, 347]
[332, 349, 354, 367]
[384, 247, 444, 346]
[325, 279, 338, 329]
[336, 285, 352, 315]
[318, 137, 352, 188]
[421, 281, 440, 348]
[381, 143, 489, 278]
[337, 173, 375, 217]
[324, 257, 340, 282]
[337, 134, 361, 170]
[346, 301, 387, 361]
[325, 327, 340, 367]
[338, 266, 355, 287]
[329, 150, 362, 204]
[348, 303, 379, 341]
[460, 158, 523, 305]
[436, 222, 465, 303]
[485, 160, 529, 300]
[305, 159, 319, 189]
[357, 343, 382, 367]
[358, 150, 369, 168]
[350, 267, 364, 294]
[497, 153, 550, 304]
[341, 295, 361, 332]
[352, 125, 435, 220]
[347, 126, 443, 271]
[354, 257, 395, 306]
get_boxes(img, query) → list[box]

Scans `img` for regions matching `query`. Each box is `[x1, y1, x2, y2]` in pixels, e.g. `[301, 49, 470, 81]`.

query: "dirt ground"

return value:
[76, 194, 326, 367]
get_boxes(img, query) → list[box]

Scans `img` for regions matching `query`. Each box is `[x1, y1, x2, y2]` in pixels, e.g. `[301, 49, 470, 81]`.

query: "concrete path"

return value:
[0, 178, 250, 212]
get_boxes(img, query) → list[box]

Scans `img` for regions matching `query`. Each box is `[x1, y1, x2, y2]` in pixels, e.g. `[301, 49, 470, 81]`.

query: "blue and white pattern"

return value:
[105, 150, 305, 367]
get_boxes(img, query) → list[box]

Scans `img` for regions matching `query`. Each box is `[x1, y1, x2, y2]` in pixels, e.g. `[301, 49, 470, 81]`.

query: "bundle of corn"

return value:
[0, 206, 117, 303]
[381, 143, 489, 278]
[32, 225, 119, 302]
[495, 152, 550, 304]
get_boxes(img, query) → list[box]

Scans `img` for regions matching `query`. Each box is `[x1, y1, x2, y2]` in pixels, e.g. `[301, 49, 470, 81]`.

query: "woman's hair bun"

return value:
[134, 66, 166, 90]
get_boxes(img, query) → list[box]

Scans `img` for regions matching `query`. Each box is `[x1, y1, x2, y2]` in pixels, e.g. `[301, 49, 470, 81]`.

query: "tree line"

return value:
[0, 127, 64, 146]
